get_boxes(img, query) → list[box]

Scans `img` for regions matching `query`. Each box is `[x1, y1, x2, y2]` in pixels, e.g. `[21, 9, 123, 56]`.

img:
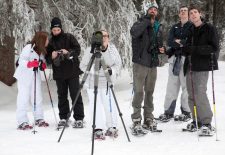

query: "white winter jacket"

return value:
[14, 44, 45, 83]
[80, 44, 122, 89]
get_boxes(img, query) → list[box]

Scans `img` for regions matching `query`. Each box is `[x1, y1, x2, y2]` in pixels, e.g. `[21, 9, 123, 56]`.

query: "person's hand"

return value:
[39, 61, 47, 71]
[27, 59, 39, 68]
[52, 51, 58, 59]
[61, 49, 69, 55]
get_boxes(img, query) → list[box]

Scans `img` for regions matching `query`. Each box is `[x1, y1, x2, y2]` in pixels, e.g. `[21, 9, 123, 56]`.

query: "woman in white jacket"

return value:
[80, 30, 122, 139]
[14, 31, 49, 130]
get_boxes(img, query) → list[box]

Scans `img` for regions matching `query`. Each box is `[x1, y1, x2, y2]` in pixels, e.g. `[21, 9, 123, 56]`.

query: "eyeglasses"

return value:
[180, 9, 188, 12]
[103, 35, 109, 38]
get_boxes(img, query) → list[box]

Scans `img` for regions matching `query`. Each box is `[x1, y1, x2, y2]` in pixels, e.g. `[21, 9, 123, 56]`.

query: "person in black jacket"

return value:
[183, 5, 219, 134]
[46, 17, 84, 128]
[158, 6, 192, 122]
[130, 0, 165, 133]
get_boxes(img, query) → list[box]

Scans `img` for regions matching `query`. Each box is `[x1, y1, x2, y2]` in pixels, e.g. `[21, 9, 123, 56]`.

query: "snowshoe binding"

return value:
[105, 127, 118, 138]
[143, 118, 162, 133]
[94, 129, 105, 140]
[35, 119, 49, 127]
[72, 120, 84, 128]
[198, 124, 215, 136]
[174, 113, 191, 122]
[17, 122, 33, 130]
[130, 121, 148, 136]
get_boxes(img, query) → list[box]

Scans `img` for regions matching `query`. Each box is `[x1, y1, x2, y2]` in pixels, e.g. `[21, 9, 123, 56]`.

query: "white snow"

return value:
[0, 62, 225, 155]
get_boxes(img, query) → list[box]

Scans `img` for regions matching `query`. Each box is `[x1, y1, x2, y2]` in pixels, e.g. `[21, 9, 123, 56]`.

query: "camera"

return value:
[90, 31, 103, 53]
[53, 50, 71, 66]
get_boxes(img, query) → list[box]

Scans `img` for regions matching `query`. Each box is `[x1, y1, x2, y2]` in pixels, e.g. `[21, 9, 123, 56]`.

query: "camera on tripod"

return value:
[90, 31, 103, 53]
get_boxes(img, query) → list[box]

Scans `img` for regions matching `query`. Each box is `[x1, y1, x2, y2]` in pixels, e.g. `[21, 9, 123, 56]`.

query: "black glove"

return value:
[107, 67, 112, 76]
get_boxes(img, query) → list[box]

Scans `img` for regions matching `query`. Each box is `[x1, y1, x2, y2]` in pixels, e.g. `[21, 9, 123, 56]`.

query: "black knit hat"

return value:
[50, 17, 62, 29]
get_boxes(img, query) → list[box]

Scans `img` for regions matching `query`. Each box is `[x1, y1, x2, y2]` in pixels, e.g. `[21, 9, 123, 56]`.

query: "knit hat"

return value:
[144, 0, 159, 13]
[50, 17, 62, 29]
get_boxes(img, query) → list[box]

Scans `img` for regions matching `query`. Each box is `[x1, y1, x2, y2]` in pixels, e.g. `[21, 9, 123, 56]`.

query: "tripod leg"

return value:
[100, 59, 131, 142]
[91, 54, 101, 155]
[58, 54, 95, 143]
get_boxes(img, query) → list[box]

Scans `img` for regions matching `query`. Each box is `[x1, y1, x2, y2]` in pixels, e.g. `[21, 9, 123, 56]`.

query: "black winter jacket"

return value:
[183, 22, 219, 75]
[46, 31, 81, 80]
[130, 16, 163, 68]
[166, 21, 192, 57]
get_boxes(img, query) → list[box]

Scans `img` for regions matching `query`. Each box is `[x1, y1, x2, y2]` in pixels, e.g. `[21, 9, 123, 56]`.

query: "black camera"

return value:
[53, 50, 71, 66]
[90, 31, 103, 53]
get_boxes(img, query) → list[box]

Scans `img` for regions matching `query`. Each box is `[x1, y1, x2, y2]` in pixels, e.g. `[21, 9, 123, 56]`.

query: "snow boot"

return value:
[35, 119, 49, 127]
[198, 124, 215, 136]
[94, 129, 105, 140]
[174, 113, 191, 122]
[57, 119, 69, 129]
[17, 122, 33, 130]
[72, 120, 84, 128]
[130, 121, 148, 136]
[105, 127, 118, 138]
[157, 113, 173, 122]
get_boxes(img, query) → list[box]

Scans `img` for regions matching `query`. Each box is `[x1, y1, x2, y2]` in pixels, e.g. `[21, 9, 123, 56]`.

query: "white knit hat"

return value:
[144, 0, 159, 13]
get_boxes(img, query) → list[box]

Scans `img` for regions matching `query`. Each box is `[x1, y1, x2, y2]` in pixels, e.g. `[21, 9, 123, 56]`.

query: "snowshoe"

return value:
[130, 122, 148, 136]
[174, 113, 191, 122]
[198, 125, 215, 136]
[56, 119, 69, 130]
[105, 127, 118, 138]
[72, 120, 84, 128]
[35, 119, 49, 127]
[94, 130, 105, 140]
[182, 121, 197, 132]
[156, 114, 173, 123]
[17, 122, 33, 130]
[143, 118, 162, 133]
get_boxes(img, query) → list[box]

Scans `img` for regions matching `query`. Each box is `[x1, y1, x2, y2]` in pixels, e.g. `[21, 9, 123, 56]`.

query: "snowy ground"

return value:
[0, 62, 225, 155]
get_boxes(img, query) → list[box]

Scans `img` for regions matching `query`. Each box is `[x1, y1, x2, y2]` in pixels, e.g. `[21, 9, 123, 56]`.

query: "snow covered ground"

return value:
[0, 62, 225, 155]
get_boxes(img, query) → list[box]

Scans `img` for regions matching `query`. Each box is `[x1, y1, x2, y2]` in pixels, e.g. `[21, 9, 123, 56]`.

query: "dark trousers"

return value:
[56, 78, 84, 121]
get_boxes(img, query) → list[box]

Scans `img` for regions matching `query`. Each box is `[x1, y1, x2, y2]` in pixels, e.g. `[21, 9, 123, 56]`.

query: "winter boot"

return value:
[57, 119, 69, 129]
[35, 119, 49, 127]
[174, 113, 191, 122]
[94, 129, 105, 140]
[105, 127, 118, 138]
[17, 122, 33, 130]
[158, 113, 173, 122]
[199, 124, 215, 136]
[184, 121, 198, 132]
[72, 120, 84, 128]
[130, 121, 148, 136]
[143, 118, 158, 131]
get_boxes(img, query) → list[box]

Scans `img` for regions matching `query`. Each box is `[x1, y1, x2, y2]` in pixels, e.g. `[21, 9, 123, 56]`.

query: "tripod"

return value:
[57, 47, 131, 155]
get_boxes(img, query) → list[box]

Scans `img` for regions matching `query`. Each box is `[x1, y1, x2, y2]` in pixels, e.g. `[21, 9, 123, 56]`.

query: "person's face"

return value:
[147, 7, 158, 17]
[51, 27, 61, 36]
[102, 31, 109, 48]
[189, 9, 202, 23]
[179, 7, 188, 19]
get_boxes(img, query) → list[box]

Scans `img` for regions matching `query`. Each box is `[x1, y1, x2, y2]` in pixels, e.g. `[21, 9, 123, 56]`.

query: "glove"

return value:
[107, 67, 112, 76]
[27, 59, 39, 68]
[39, 61, 47, 71]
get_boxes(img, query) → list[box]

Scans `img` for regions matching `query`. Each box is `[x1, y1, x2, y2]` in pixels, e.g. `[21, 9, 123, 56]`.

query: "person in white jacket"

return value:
[80, 30, 122, 139]
[14, 31, 49, 130]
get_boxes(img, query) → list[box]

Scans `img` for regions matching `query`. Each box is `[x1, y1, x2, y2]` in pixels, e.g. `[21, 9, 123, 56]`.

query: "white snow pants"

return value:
[16, 73, 44, 125]
[87, 88, 118, 130]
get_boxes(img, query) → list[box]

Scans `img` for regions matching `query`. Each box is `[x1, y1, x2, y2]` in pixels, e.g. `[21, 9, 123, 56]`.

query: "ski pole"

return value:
[189, 56, 199, 141]
[32, 64, 38, 134]
[43, 69, 58, 126]
[211, 53, 219, 141]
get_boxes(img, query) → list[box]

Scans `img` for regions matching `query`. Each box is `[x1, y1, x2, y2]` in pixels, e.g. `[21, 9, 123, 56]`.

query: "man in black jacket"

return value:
[183, 5, 219, 135]
[130, 0, 165, 134]
[46, 17, 84, 128]
[158, 6, 192, 122]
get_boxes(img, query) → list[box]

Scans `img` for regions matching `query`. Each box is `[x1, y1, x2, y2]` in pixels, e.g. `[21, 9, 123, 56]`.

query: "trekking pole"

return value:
[211, 53, 219, 141]
[189, 56, 199, 141]
[43, 69, 58, 126]
[32, 65, 38, 134]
